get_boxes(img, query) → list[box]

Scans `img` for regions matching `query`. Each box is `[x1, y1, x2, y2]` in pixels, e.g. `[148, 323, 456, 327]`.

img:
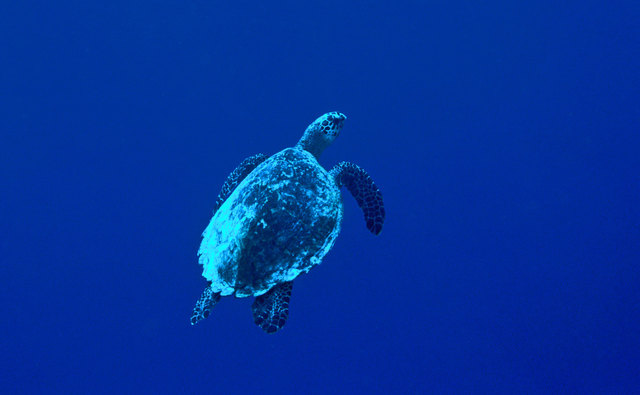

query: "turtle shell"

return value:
[198, 148, 343, 297]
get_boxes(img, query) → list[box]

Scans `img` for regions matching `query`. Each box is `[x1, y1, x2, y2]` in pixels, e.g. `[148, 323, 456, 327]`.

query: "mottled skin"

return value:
[191, 112, 385, 333]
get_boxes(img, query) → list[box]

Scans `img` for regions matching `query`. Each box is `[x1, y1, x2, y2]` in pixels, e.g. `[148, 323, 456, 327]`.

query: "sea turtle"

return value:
[191, 112, 385, 333]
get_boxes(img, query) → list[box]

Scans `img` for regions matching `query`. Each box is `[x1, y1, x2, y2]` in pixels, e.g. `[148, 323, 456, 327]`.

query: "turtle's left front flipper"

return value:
[212, 153, 268, 215]
[252, 281, 293, 334]
[191, 282, 221, 325]
[330, 162, 385, 235]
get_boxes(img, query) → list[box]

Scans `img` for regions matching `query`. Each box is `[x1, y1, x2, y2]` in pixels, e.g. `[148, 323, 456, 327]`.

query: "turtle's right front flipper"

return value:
[212, 153, 268, 214]
[330, 161, 385, 235]
[191, 283, 221, 325]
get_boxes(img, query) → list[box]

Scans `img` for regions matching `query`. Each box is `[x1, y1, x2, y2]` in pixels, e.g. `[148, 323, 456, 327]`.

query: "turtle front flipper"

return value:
[252, 281, 293, 334]
[212, 153, 268, 214]
[191, 283, 221, 325]
[330, 161, 385, 235]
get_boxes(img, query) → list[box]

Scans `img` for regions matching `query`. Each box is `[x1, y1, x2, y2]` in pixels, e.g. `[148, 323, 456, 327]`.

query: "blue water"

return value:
[2, 1, 638, 393]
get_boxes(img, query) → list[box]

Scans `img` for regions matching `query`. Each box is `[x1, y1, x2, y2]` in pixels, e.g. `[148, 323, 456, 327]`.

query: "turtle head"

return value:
[296, 112, 346, 159]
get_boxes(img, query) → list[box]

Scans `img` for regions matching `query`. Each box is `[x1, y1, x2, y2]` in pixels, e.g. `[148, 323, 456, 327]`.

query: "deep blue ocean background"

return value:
[2, 1, 638, 393]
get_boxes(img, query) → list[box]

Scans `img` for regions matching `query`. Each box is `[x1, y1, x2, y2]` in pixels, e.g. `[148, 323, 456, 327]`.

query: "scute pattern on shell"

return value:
[198, 148, 343, 297]
[212, 154, 268, 215]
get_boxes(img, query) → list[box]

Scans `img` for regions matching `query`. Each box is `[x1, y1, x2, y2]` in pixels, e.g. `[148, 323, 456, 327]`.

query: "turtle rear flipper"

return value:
[330, 161, 385, 235]
[252, 281, 293, 334]
[191, 283, 221, 325]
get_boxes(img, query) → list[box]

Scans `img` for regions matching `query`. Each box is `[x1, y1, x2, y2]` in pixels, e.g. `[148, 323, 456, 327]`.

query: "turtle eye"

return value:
[306, 112, 345, 138]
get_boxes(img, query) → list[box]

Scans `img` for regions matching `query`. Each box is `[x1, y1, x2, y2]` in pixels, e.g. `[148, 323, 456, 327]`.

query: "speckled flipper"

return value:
[330, 162, 385, 235]
[252, 281, 293, 334]
[191, 282, 221, 325]
[212, 153, 268, 214]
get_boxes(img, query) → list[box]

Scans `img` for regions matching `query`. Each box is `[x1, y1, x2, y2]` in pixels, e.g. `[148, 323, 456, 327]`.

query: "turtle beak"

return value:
[330, 112, 346, 123]
[328, 112, 346, 129]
